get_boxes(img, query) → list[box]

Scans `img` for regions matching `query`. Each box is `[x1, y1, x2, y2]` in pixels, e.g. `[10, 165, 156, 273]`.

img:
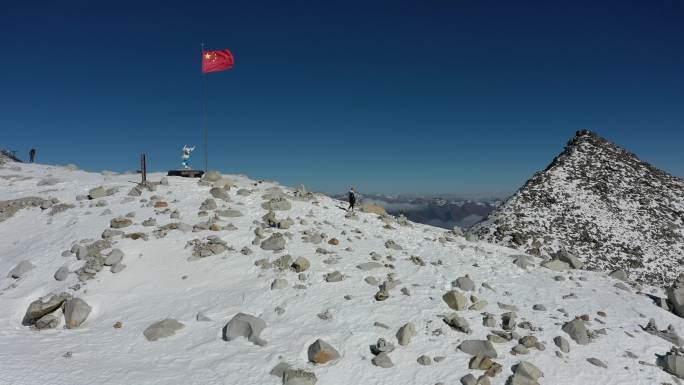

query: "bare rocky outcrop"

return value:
[469, 130, 684, 287]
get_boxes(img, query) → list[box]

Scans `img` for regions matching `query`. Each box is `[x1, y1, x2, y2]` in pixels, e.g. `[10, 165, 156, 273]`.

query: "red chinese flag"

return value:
[202, 49, 234, 73]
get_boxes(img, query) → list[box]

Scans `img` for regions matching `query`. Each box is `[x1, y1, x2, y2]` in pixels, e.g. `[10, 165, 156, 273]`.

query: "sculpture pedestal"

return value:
[167, 170, 205, 178]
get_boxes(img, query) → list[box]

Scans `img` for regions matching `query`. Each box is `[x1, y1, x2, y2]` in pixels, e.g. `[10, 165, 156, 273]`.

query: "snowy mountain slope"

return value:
[469, 130, 684, 287]
[1, 161, 683, 385]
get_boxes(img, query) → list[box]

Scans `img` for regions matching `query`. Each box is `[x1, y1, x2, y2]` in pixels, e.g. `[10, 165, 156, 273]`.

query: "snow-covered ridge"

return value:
[1, 160, 684, 385]
[469, 130, 684, 287]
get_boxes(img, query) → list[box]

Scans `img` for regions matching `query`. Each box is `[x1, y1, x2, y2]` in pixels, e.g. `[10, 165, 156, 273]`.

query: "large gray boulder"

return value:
[667, 273, 684, 318]
[396, 322, 417, 346]
[210, 187, 230, 201]
[71, 244, 89, 259]
[64, 298, 92, 329]
[609, 269, 628, 281]
[291, 257, 310, 272]
[262, 197, 292, 211]
[35, 314, 60, 329]
[261, 233, 286, 251]
[7, 260, 35, 278]
[22, 292, 71, 326]
[88, 186, 108, 199]
[371, 352, 394, 368]
[453, 275, 475, 291]
[659, 349, 684, 379]
[541, 259, 570, 272]
[444, 313, 472, 333]
[508, 361, 544, 385]
[325, 271, 344, 282]
[218, 209, 243, 217]
[307, 339, 341, 364]
[512, 255, 536, 269]
[443, 290, 468, 311]
[562, 318, 590, 345]
[143, 318, 185, 341]
[54, 266, 70, 281]
[222, 313, 267, 346]
[553, 336, 570, 353]
[104, 249, 124, 266]
[110, 217, 132, 229]
[555, 250, 584, 269]
[458, 340, 498, 358]
[200, 198, 217, 211]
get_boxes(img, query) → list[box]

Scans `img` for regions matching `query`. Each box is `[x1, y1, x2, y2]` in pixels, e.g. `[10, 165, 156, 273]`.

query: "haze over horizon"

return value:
[2, 0, 683, 195]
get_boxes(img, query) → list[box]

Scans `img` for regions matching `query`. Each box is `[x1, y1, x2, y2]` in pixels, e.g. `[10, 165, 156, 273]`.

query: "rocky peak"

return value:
[469, 130, 684, 286]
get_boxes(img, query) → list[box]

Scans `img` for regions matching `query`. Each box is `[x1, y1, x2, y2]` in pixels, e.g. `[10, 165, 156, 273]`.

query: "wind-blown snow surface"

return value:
[1, 162, 683, 385]
[469, 130, 684, 287]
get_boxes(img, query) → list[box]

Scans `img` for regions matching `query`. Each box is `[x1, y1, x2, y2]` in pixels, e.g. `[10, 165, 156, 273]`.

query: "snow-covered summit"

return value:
[469, 130, 684, 287]
[1, 159, 684, 385]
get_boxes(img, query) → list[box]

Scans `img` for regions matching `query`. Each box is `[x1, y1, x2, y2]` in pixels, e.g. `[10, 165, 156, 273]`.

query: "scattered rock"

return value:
[110, 263, 126, 273]
[261, 233, 287, 251]
[54, 266, 70, 281]
[562, 318, 590, 345]
[262, 197, 292, 211]
[658, 348, 684, 379]
[397, 322, 417, 346]
[210, 187, 230, 201]
[372, 352, 394, 368]
[22, 292, 71, 326]
[357, 262, 383, 271]
[667, 273, 684, 318]
[291, 257, 310, 272]
[508, 361, 544, 385]
[271, 278, 288, 290]
[384, 240, 402, 250]
[64, 298, 92, 329]
[307, 339, 341, 364]
[541, 259, 570, 272]
[104, 249, 124, 266]
[7, 260, 35, 279]
[144, 319, 185, 341]
[222, 313, 267, 346]
[512, 255, 536, 269]
[454, 275, 476, 291]
[444, 313, 472, 333]
[325, 271, 344, 282]
[443, 290, 468, 311]
[417, 355, 432, 365]
[587, 357, 607, 368]
[555, 250, 584, 269]
[553, 336, 570, 353]
[458, 340, 497, 358]
[88, 186, 108, 199]
[110, 217, 132, 229]
[282, 368, 317, 385]
[370, 338, 395, 355]
[609, 269, 628, 281]
[35, 314, 60, 329]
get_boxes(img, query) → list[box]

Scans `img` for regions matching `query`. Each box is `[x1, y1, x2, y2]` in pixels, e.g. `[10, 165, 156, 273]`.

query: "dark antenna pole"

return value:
[140, 153, 147, 183]
[202, 43, 208, 173]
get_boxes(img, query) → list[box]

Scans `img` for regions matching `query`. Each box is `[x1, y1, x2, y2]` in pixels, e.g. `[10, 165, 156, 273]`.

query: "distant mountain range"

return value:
[328, 192, 502, 229]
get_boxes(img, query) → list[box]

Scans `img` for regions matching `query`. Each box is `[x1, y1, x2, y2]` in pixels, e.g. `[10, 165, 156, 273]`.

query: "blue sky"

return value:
[1, 0, 683, 194]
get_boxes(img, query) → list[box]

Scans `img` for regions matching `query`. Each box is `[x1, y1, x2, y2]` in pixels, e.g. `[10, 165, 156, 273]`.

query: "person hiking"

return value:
[29, 148, 36, 163]
[348, 187, 357, 212]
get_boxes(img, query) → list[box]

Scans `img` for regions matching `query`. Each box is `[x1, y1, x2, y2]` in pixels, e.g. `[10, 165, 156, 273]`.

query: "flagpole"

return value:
[202, 43, 208, 173]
